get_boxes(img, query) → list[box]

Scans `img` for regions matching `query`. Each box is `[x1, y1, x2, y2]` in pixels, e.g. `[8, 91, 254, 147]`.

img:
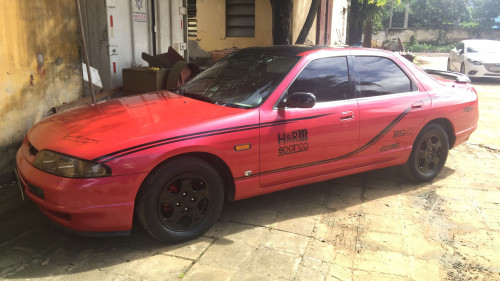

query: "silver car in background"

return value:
[448, 39, 500, 79]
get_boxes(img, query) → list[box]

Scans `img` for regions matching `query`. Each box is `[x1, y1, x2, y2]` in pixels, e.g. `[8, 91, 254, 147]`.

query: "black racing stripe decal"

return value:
[94, 113, 334, 163]
[234, 106, 412, 181]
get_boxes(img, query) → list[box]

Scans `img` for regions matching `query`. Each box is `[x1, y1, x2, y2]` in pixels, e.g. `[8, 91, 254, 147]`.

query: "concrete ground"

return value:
[1, 54, 499, 281]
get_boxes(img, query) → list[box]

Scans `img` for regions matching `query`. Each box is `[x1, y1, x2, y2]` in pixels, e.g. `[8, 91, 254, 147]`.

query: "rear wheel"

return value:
[404, 124, 449, 182]
[460, 63, 465, 74]
[447, 59, 451, 71]
[136, 157, 224, 243]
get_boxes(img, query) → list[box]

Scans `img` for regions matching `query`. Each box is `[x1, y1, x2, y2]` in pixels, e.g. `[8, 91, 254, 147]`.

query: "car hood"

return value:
[28, 91, 246, 160]
[466, 53, 500, 63]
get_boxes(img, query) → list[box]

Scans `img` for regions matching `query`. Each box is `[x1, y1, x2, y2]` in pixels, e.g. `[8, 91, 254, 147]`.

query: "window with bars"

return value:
[187, 0, 197, 37]
[226, 0, 255, 37]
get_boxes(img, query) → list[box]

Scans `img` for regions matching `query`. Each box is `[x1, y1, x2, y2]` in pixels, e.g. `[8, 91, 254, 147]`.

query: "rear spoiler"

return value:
[424, 69, 471, 83]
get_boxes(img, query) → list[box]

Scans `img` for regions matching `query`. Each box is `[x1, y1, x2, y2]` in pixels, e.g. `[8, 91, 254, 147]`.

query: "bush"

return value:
[403, 41, 455, 53]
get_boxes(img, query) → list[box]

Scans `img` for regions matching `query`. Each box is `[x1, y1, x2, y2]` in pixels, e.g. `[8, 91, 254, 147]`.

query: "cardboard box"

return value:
[122, 67, 169, 95]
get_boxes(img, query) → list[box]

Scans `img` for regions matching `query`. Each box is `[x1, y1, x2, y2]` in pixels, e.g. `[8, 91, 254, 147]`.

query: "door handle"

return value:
[339, 111, 355, 121]
[412, 102, 423, 109]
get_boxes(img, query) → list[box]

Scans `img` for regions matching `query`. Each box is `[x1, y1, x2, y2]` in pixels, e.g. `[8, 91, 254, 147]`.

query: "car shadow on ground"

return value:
[0, 165, 456, 279]
[470, 77, 500, 85]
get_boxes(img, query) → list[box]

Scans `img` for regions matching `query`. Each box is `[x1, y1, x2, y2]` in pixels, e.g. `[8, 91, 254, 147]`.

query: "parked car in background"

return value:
[16, 46, 479, 243]
[448, 39, 500, 79]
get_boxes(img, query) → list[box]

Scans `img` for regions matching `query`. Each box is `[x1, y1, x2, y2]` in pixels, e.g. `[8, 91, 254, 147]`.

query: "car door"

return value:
[259, 55, 360, 188]
[352, 55, 430, 167]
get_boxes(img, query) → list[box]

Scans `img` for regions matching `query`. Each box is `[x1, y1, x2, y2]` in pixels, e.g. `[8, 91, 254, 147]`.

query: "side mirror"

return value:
[458, 49, 464, 55]
[278, 92, 316, 109]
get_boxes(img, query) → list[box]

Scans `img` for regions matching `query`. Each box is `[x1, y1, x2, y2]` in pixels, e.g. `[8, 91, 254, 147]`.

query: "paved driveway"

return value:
[1, 54, 499, 281]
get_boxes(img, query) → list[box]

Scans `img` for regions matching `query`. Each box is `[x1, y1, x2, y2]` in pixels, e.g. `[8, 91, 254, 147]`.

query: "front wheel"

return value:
[460, 63, 465, 74]
[136, 157, 224, 243]
[404, 124, 449, 182]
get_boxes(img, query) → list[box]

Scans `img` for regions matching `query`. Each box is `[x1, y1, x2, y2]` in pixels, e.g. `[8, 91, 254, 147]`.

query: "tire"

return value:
[404, 124, 449, 182]
[460, 63, 465, 74]
[136, 157, 224, 243]
[447, 59, 451, 71]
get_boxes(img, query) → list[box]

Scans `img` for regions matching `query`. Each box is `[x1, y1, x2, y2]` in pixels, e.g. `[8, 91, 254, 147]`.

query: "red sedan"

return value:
[16, 46, 478, 243]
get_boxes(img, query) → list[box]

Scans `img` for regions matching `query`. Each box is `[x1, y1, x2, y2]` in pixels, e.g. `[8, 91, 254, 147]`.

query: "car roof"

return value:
[236, 45, 349, 57]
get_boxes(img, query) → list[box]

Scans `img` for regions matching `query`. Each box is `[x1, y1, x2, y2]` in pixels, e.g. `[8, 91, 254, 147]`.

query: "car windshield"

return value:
[466, 41, 500, 53]
[179, 52, 299, 108]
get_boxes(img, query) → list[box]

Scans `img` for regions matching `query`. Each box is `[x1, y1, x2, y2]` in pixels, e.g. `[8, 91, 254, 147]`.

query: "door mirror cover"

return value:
[279, 92, 316, 109]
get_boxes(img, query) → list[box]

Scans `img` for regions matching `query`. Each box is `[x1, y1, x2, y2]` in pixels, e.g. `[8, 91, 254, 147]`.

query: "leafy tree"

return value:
[347, 0, 395, 46]
[407, 0, 470, 28]
[469, 0, 500, 32]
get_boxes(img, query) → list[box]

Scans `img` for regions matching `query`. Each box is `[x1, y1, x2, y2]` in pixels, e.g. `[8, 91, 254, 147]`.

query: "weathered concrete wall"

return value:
[373, 28, 500, 44]
[0, 0, 83, 182]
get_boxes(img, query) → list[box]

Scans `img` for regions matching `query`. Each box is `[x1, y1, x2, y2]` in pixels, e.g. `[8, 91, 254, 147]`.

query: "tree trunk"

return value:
[362, 18, 373, 47]
[403, 3, 410, 28]
[270, 0, 293, 45]
[347, 0, 363, 45]
[295, 0, 321, 44]
[388, 0, 394, 28]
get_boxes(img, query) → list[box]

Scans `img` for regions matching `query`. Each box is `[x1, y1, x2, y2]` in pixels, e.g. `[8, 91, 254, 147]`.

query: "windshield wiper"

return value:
[183, 92, 217, 104]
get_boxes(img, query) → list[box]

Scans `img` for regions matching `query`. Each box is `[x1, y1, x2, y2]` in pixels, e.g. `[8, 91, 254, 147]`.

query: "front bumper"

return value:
[16, 143, 148, 234]
[465, 62, 500, 78]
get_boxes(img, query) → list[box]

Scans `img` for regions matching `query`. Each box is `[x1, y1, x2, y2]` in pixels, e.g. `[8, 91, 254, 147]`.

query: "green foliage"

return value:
[348, 0, 400, 44]
[403, 41, 455, 53]
[409, 35, 417, 45]
[409, 0, 470, 28]
[469, 0, 500, 31]
[380, 0, 500, 30]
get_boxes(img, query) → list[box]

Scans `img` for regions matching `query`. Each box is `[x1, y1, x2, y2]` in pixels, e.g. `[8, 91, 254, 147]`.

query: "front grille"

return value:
[484, 64, 500, 73]
[28, 142, 39, 157]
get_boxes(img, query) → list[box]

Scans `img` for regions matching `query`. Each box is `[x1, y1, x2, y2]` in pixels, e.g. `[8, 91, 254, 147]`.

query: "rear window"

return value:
[355, 56, 417, 98]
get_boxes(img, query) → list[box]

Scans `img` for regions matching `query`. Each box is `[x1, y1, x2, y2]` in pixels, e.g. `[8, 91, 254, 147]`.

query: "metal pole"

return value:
[76, 0, 96, 104]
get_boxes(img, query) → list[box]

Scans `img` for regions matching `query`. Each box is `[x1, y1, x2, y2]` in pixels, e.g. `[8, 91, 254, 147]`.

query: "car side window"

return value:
[288, 57, 350, 102]
[456, 42, 464, 52]
[355, 56, 417, 98]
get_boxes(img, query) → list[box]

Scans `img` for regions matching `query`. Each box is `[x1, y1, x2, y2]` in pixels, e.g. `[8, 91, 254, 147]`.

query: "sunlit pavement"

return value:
[0, 54, 499, 280]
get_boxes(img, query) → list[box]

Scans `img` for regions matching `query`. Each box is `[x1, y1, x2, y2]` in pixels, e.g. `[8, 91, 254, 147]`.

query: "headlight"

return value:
[466, 58, 483, 65]
[33, 150, 111, 178]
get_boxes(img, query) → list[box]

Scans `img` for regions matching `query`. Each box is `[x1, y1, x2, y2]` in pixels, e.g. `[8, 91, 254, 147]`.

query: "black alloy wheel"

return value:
[416, 134, 444, 174]
[404, 124, 449, 182]
[157, 174, 211, 231]
[136, 157, 224, 243]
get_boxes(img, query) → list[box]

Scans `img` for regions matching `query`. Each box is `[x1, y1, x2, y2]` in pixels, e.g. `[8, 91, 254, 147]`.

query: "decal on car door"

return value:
[238, 105, 412, 180]
[93, 114, 332, 163]
[277, 129, 309, 156]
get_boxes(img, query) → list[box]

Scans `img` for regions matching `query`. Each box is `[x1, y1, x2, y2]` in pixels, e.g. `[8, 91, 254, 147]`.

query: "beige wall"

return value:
[194, 0, 320, 52]
[0, 0, 83, 181]
[292, 0, 317, 44]
[195, 0, 273, 52]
